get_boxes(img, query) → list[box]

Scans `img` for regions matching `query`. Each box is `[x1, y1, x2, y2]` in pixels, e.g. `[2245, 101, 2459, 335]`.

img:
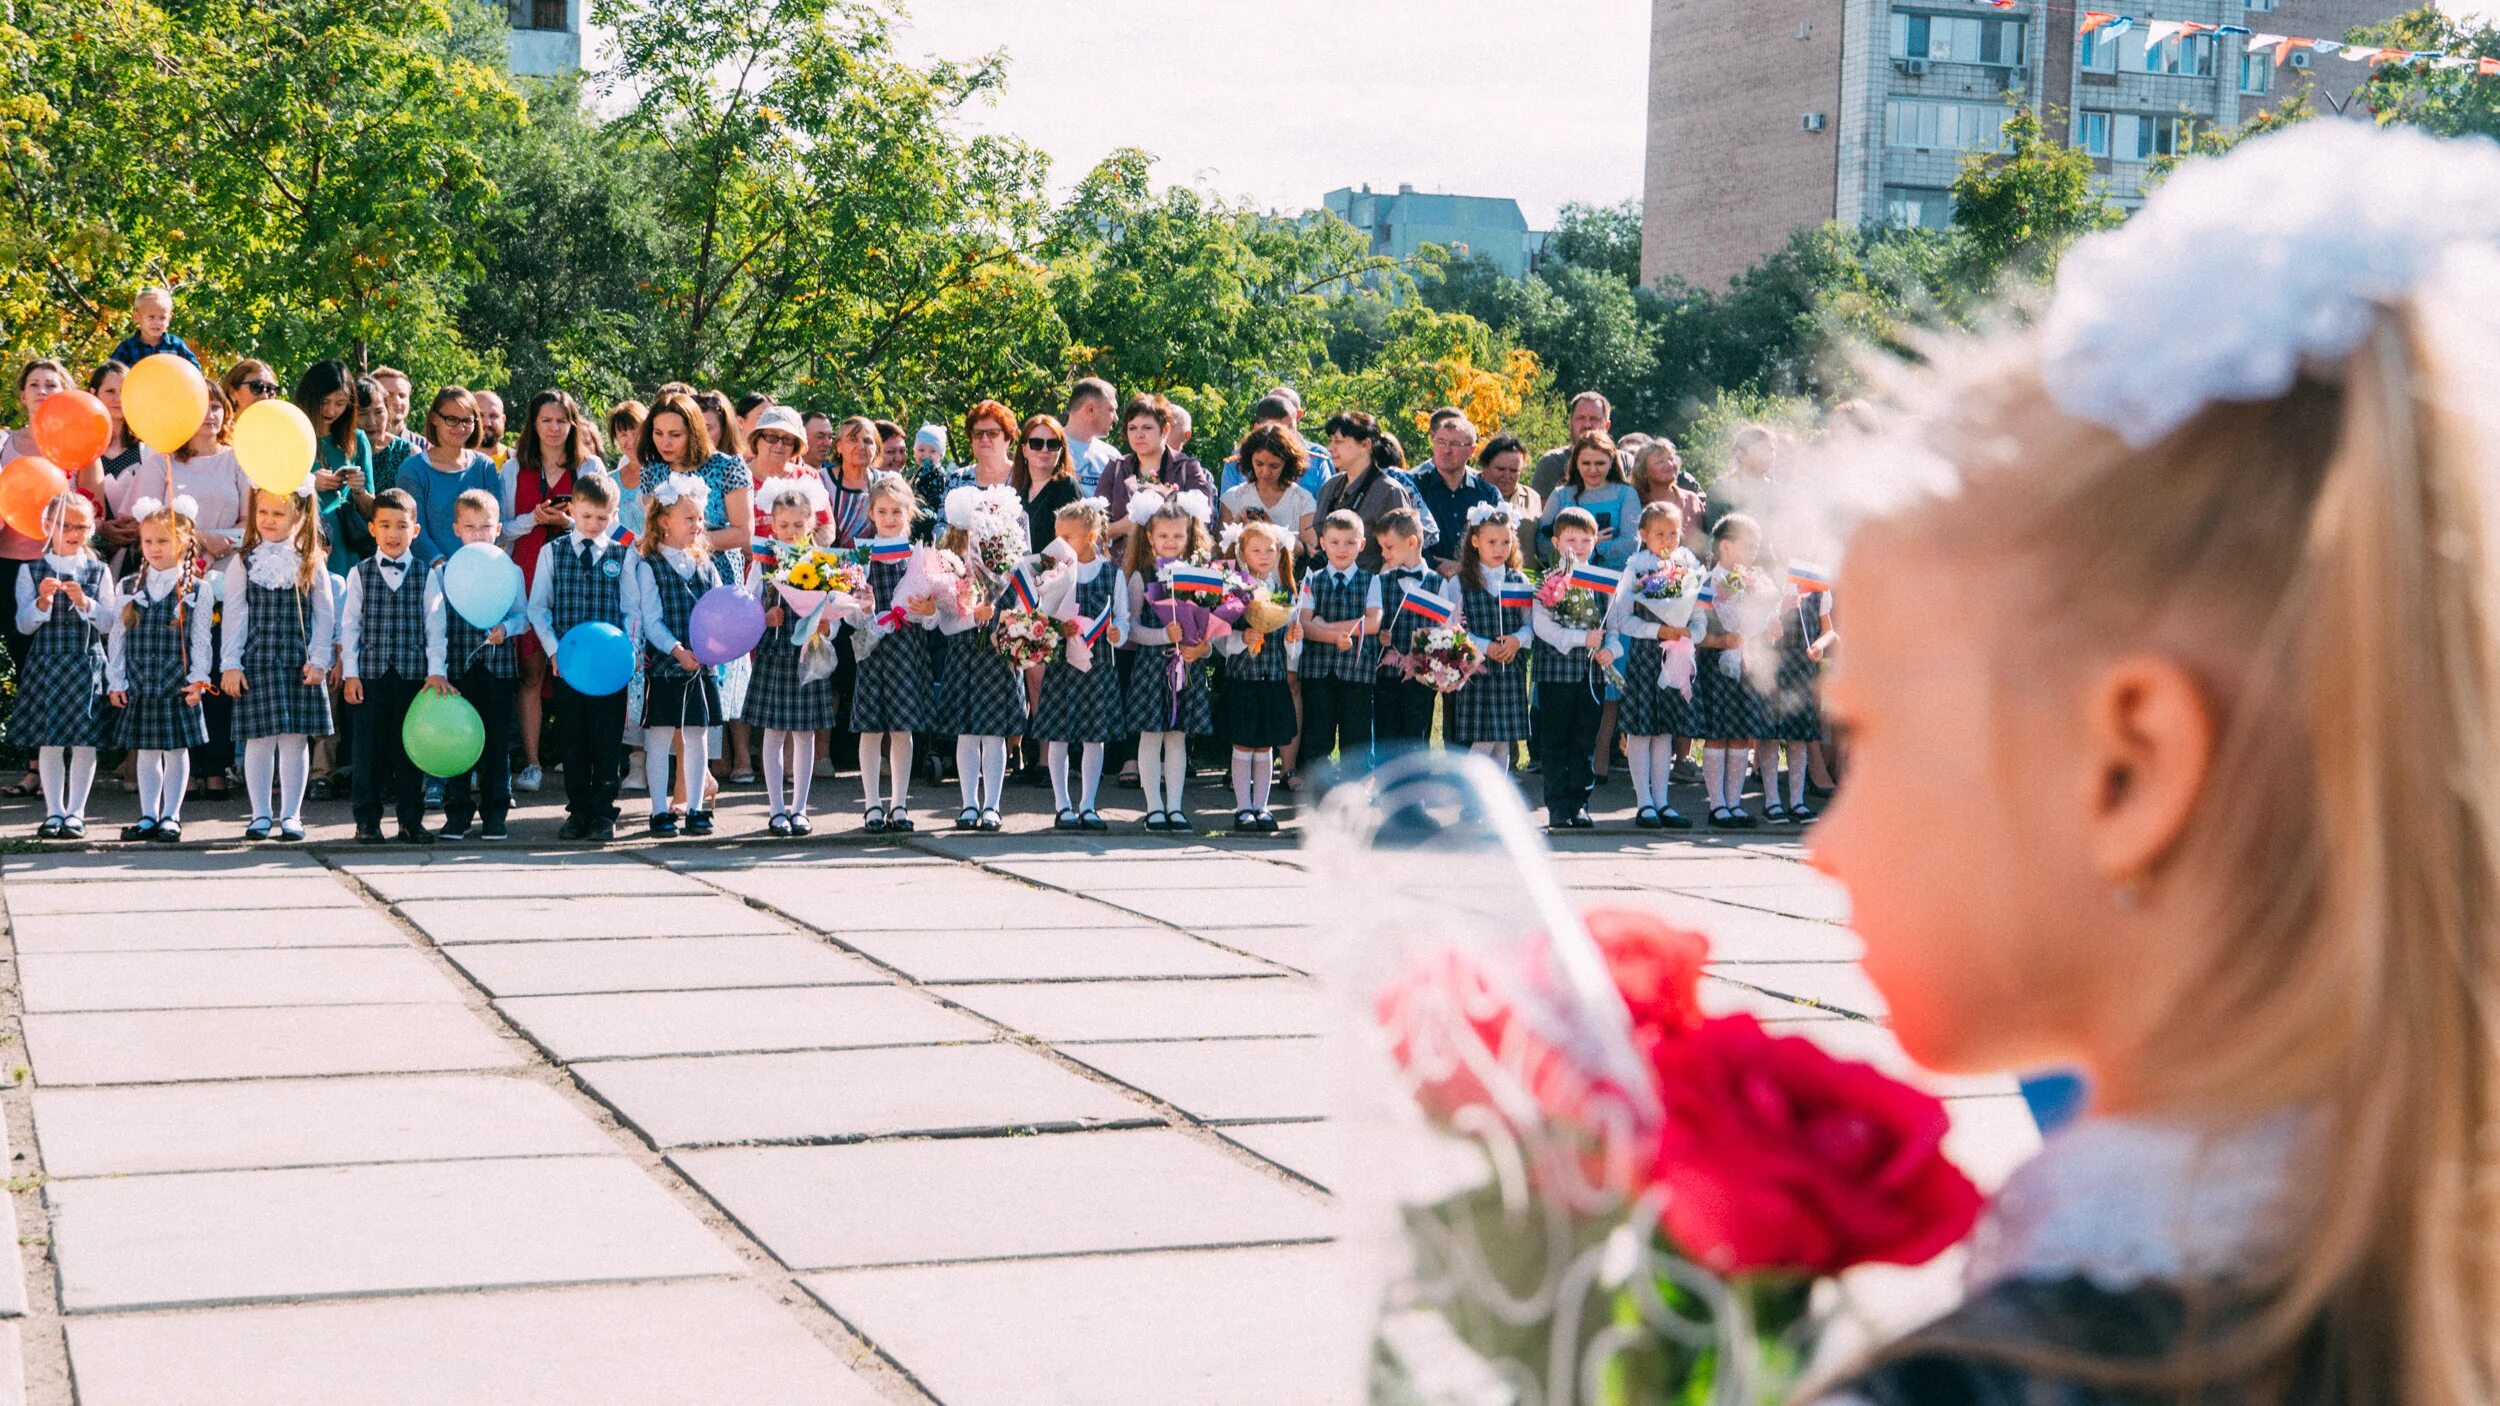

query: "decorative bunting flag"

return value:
[2276, 36, 2315, 65]
[1565, 563, 1623, 598]
[2247, 32, 2284, 52]
[2141, 19, 2185, 47]
[2312, 39, 2344, 55]
[2213, 25, 2250, 37]
[2339, 45, 2382, 62]
[2078, 10, 2117, 35]
[1399, 589, 1455, 626]
[868, 538, 912, 566]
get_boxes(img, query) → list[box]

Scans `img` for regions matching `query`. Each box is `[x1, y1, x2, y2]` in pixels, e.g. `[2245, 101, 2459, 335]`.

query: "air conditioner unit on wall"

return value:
[1896, 57, 1930, 75]
[1803, 112, 1829, 131]
[2289, 50, 2311, 68]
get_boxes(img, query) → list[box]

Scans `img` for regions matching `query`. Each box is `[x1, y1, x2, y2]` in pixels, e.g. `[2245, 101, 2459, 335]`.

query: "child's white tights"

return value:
[858, 731, 914, 814]
[761, 728, 817, 819]
[1624, 735, 1679, 810]
[1702, 744, 1746, 812]
[1137, 732, 1188, 815]
[134, 748, 191, 823]
[38, 746, 96, 822]
[955, 735, 1008, 811]
[1229, 747, 1274, 813]
[1753, 740, 1808, 808]
[1046, 741, 1103, 813]
[647, 728, 710, 817]
[242, 736, 309, 824]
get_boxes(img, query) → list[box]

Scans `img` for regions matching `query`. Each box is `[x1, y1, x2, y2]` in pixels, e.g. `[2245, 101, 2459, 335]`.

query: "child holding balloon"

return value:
[11, 494, 117, 838]
[426, 489, 526, 842]
[630, 474, 727, 838]
[106, 496, 212, 841]
[528, 470, 635, 843]
[220, 484, 334, 842]
[338, 488, 434, 845]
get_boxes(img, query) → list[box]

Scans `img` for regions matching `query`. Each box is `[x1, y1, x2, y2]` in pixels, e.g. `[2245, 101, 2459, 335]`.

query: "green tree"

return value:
[2353, 8, 2500, 140]
[1946, 107, 2118, 292]
[1544, 199, 1643, 285]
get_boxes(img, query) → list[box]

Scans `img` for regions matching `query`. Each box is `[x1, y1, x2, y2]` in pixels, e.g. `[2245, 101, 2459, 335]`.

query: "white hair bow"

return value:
[127, 495, 201, 523]
[1125, 487, 1168, 526]
[755, 475, 827, 517]
[1078, 496, 1110, 514]
[1168, 489, 1210, 522]
[1217, 522, 1246, 553]
[1465, 502, 1518, 529]
[651, 474, 711, 510]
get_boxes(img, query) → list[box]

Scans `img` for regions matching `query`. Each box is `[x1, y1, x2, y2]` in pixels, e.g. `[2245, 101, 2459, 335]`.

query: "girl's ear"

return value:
[2080, 653, 2218, 889]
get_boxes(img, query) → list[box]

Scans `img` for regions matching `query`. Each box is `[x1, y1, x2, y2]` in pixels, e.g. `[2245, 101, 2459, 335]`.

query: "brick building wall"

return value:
[2249, 0, 2406, 123]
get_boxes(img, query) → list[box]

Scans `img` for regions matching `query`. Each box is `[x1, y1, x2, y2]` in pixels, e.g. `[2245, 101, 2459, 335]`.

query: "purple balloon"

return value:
[688, 585, 766, 665]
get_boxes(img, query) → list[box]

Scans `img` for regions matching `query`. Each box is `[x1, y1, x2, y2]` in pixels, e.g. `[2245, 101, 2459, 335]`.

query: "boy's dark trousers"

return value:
[351, 673, 427, 832]
[1299, 674, 1374, 776]
[1536, 674, 1602, 821]
[1372, 674, 1438, 753]
[443, 668, 516, 830]
[553, 677, 626, 821]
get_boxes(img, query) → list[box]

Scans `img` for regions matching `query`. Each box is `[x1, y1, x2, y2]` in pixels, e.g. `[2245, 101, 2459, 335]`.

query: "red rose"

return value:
[1644, 1013, 1981, 1277]
[1583, 907, 1710, 1053]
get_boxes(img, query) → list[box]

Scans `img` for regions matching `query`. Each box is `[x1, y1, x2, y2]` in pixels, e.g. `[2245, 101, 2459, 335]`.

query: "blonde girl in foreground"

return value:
[1811, 123, 2500, 1404]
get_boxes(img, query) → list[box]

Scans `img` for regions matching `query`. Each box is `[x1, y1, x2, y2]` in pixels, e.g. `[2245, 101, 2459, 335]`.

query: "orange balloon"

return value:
[32, 391, 111, 469]
[0, 457, 70, 541]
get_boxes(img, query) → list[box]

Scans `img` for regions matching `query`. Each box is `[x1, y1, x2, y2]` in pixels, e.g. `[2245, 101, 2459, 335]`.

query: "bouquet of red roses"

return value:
[1319, 751, 1981, 1405]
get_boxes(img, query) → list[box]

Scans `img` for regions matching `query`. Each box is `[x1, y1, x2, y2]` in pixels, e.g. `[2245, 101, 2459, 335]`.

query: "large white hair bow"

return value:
[754, 474, 827, 517]
[1125, 486, 1168, 525]
[128, 495, 201, 522]
[651, 473, 711, 511]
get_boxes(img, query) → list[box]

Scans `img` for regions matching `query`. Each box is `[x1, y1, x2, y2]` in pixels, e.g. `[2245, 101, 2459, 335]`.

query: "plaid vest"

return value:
[1532, 622, 1593, 684]
[354, 557, 427, 678]
[119, 573, 192, 693]
[1299, 566, 1378, 683]
[1223, 575, 1288, 683]
[1378, 566, 1443, 661]
[547, 536, 629, 638]
[868, 556, 907, 611]
[645, 552, 721, 662]
[432, 563, 519, 681]
[26, 558, 107, 661]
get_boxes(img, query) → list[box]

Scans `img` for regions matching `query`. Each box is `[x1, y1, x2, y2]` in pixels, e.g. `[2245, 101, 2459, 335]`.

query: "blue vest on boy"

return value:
[354, 555, 427, 679]
[548, 535, 630, 638]
[1299, 565, 1378, 684]
[1378, 565, 1443, 665]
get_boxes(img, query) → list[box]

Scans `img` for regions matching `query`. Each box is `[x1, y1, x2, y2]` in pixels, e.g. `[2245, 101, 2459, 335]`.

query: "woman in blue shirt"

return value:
[1539, 431, 1643, 570]
[392, 388, 505, 566]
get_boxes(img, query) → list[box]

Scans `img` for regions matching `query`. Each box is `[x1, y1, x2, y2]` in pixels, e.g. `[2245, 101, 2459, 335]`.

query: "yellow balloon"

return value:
[121, 353, 210, 454]
[232, 399, 317, 497]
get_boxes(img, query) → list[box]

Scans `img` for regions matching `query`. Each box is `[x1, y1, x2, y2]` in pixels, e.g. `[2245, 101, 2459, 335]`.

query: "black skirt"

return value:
[1219, 675, 1298, 750]
[641, 658, 725, 729]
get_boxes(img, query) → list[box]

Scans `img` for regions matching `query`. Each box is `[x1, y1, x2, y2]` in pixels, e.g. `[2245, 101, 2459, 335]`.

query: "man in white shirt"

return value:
[1064, 378, 1120, 496]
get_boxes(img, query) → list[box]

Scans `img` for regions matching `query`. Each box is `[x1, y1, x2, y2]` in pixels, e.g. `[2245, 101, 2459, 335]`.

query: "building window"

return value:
[1884, 99, 2014, 152]
[2245, 0, 2277, 10]
[2140, 32, 2217, 76]
[510, 0, 566, 30]
[2080, 111, 2195, 161]
[1893, 12, 2027, 65]
[2240, 51, 2273, 93]
[2077, 109, 2112, 157]
[2079, 27, 2132, 73]
[1883, 186, 1954, 229]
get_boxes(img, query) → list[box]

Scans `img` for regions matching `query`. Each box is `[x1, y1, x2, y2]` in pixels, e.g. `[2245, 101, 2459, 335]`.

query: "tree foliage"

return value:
[2353, 8, 2500, 140]
[1946, 107, 2118, 292]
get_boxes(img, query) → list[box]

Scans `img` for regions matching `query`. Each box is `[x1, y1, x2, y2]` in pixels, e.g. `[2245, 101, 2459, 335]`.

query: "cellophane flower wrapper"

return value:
[1396, 625, 1484, 695]
[1633, 566, 1696, 631]
[992, 607, 1061, 670]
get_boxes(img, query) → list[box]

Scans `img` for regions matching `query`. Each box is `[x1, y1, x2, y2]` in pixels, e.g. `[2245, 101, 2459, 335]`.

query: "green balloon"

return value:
[402, 691, 485, 779]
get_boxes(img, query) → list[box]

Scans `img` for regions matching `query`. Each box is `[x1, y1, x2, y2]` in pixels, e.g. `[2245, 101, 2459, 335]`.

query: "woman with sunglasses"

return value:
[222, 360, 281, 414]
[1013, 414, 1080, 555]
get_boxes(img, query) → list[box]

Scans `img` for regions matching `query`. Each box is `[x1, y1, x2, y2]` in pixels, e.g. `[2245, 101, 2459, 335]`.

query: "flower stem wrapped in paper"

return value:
[1317, 751, 1982, 1404]
[754, 528, 871, 685]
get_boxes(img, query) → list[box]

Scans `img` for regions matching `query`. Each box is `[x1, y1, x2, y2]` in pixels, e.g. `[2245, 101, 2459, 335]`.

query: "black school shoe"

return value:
[57, 817, 85, 840]
[121, 818, 160, 843]
[355, 825, 388, 845]
[684, 810, 715, 837]
[150, 820, 181, 843]
[1660, 808, 1694, 831]
[396, 826, 437, 846]
[648, 813, 679, 838]
[437, 819, 471, 843]
[557, 815, 591, 841]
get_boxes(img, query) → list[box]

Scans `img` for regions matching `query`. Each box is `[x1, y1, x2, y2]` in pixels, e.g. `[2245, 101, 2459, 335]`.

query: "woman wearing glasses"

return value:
[1013, 414, 1079, 557]
[392, 388, 506, 567]
[222, 360, 281, 414]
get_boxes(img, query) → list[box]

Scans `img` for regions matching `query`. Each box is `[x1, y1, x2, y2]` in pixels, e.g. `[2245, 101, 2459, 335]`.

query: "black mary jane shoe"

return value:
[768, 814, 794, 838]
[36, 817, 63, 841]
[1660, 808, 1694, 831]
[976, 809, 1002, 833]
[244, 817, 274, 841]
[1054, 808, 1082, 831]
[789, 813, 814, 836]
[1140, 810, 1168, 832]
[275, 819, 306, 842]
[1763, 803, 1793, 826]
[1255, 810, 1281, 834]
[684, 810, 715, 837]
[1078, 809, 1106, 832]
[648, 812, 680, 839]
[1789, 802, 1819, 825]
[1726, 808, 1760, 830]
[862, 806, 889, 835]
[1633, 806, 1663, 830]
[1707, 807, 1737, 829]
[150, 820, 182, 843]
[121, 818, 160, 843]
[57, 817, 86, 840]
[954, 807, 981, 832]
[1159, 811, 1192, 834]
[886, 810, 915, 834]
[1232, 809, 1257, 834]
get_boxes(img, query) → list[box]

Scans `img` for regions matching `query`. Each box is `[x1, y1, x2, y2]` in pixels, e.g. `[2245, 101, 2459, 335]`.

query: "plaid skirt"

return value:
[1619, 636, 1699, 738]
[849, 624, 931, 734]
[1448, 659, 1530, 745]
[1124, 644, 1214, 737]
[1766, 629, 1823, 742]
[1028, 648, 1125, 744]
[939, 634, 1026, 739]
[743, 625, 842, 732]
[642, 656, 725, 729]
[6, 649, 106, 749]
[113, 688, 210, 751]
[1218, 675, 1297, 750]
[232, 662, 333, 740]
[1697, 648, 1773, 741]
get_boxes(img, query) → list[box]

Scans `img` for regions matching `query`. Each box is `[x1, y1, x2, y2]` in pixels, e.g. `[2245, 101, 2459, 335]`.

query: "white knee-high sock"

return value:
[1137, 732, 1172, 813]
[1786, 744, 1808, 808]
[678, 729, 709, 813]
[277, 736, 308, 822]
[788, 731, 816, 816]
[980, 736, 1007, 811]
[1702, 746, 1727, 811]
[243, 737, 278, 821]
[158, 750, 191, 823]
[648, 733, 676, 816]
[763, 729, 789, 816]
[887, 733, 912, 812]
[66, 746, 96, 819]
[1078, 742, 1103, 811]
[1231, 750, 1253, 811]
[37, 748, 65, 818]
[858, 732, 885, 813]
[1250, 749, 1274, 812]
[1647, 737, 1677, 812]
[956, 736, 982, 810]
[1159, 733, 1189, 807]
[1046, 741, 1071, 811]
[1625, 736, 1655, 808]
[1752, 741, 1776, 799]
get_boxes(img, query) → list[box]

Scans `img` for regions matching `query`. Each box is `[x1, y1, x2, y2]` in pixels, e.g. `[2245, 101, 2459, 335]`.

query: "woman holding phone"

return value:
[508, 389, 604, 795]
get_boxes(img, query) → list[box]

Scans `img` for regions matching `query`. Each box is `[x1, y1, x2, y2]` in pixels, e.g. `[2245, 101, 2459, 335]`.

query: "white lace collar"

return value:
[1966, 1110, 2309, 1296]
[43, 552, 87, 575]
[246, 542, 302, 591]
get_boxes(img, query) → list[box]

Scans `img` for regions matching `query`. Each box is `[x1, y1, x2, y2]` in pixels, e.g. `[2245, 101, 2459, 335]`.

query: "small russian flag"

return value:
[1696, 579, 1717, 608]
[1787, 562, 1834, 594]
[1080, 611, 1113, 647]
[1498, 580, 1534, 611]
[751, 542, 778, 561]
[1168, 564, 1229, 599]
[1565, 563, 1623, 598]
[1399, 589, 1455, 626]
[1005, 567, 1039, 611]
[868, 538, 913, 566]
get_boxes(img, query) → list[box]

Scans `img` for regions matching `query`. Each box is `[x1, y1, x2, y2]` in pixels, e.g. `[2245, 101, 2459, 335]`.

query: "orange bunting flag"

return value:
[2483, 56, 2500, 75]
[2276, 36, 2316, 66]
[2078, 10, 2117, 36]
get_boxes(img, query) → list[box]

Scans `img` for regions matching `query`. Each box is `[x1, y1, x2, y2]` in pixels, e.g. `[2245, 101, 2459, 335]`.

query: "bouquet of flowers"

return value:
[758, 543, 869, 683]
[1536, 562, 1613, 632]
[1215, 564, 1293, 655]
[1317, 752, 1982, 1406]
[1715, 565, 1780, 639]
[993, 606, 1061, 670]
[991, 551, 1079, 670]
[1632, 559, 1698, 630]
[1396, 624, 1483, 695]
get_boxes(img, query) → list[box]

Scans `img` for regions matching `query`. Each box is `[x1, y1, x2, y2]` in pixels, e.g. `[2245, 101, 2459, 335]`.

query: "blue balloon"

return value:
[557, 621, 633, 696]
[444, 543, 521, 630]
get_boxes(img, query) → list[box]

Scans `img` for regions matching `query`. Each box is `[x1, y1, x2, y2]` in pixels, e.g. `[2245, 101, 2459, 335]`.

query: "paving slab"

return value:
[659, 845, 940, 871]
[674, 1127, 1335, 1270]
[2, 851, 322, 881]
[912, 833, 1219, 860]
[441, 935, 883, 997]
[1064, 1039, 1336, 1123]
[6, 874, 358, 915]
[707, 867, 1150, 932]
[1554, 855, 1803, 888]
[1669, 879, 1854, 921]
[987, 857, 1310, 890]
[1711, 961, 1887, 1018]
[25, 1004, 523, 1086]
[396, 894, 787, 944]
[1698, 976, 1852, 1023]
[574, 1044, 1151, 1148]
[18, 947, 461, 1013]
[32, 1075, 617, 1178]
[1217, 1121, 1343, 1191]
[349, 863, 713, 902]
[1198, 926, 1330, 975]
[63, 1281, 882, 1406]
[0, 1195, 25, 1316]
[831, 926, 1274, 983]
[938, 979, 1325, 1043]
[804, 1244, 1367, 1406]
[7, 904, 410, 955]
[499, 986, 988, 1061]
[325, 849, 656, 872]
[48, 1155, 743, 1312]
[1620, 891, 1862, 962]
[1077, 887, 1307, 929]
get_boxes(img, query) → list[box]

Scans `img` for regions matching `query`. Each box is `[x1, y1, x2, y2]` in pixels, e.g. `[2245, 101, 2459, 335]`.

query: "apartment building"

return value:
[1642, 0, 2400, 289]
[506, 0, 584, 77]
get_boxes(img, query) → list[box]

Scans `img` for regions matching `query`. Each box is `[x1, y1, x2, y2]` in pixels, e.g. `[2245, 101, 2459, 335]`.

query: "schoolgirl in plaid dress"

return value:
[935, 482, 1031, 832]
[1122, 492, 1216, 832]
[745, 477, 842, 835]
[1762, 582, 1829, 824]
[1028, 499, 1126, 830]
[1609, 503, 1705, 829]
[1696, 513, 1773, 829]
[108, 498, 213, 840]
[1215, 520, 1299, 833]
[220, 487, 336, 841]
[631, 474, 726, 837]
[850, 474, 938, 832]
[1448, 505, 1533, 754]
[12, 495, 117, 839]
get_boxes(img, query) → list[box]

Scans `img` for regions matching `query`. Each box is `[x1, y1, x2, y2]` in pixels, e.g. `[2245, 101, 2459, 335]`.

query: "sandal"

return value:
[863, 805, 888, 835]
[2, 774, 35, 800]
[1078, 809, 1106, 832]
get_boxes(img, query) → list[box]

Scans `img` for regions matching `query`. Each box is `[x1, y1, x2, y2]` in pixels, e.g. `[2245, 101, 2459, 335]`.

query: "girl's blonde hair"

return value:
[865, 471, 918, 522]
[240, 489, 324, 592]
[1122, 500, 1212, 575]
[639, 490, 710, 563]
[1051, 496, 1108, 545]
[1859, 304, 2500, 1402]
[1228, 519, 1297, 595]
[121, 502, 197, 633]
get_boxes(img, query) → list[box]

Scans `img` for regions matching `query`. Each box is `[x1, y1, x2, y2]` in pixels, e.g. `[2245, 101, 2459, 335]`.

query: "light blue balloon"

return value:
[557, 621, 633, 696]
[443, 542, 521, 630]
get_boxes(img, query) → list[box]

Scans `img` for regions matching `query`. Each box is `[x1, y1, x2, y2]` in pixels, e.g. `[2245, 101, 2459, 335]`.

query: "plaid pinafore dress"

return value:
[113, 572, 209, 750]
[743, 563, 843, 732]
[1123, 580, 1213, 736]
[1697, 578, 1775, 741]
[641, 551, 726, 729]
[938, 582, 1027, 740]
[1767, 588, 1827, 742]
[848, 555, 931, 734]
[8, 557, 110, 748]
[1028, 563, 1124, 744]
[233, 567, 333, 740]
[1450, 569, 1531, 745]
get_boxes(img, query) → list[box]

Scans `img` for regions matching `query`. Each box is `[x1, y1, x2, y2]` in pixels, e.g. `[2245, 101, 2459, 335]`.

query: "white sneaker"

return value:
[622, 756, 648, 794]
[813, 756, 837, 779]
[513, 765, 544, 794]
